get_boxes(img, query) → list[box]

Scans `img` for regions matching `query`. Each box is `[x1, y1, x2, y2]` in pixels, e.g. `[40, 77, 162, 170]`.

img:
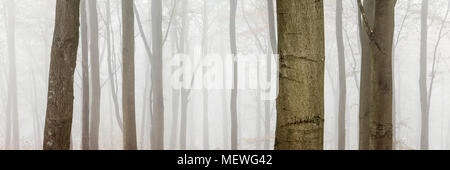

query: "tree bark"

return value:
[358, 0, 374, 150]
[336, 0, 347, 150]
[151, 0, 165, 150]
[274, 0, 325, 150]
[88, 0, 101, 150]
[420, 0, 429, 150]
[43, 0, 80, 150]
[80, 0, 90, 150]
[122, 0, 138, 150]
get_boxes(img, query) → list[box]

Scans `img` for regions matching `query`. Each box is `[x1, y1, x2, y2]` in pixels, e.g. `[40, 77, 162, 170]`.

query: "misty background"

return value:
[0, 0, 449, 150]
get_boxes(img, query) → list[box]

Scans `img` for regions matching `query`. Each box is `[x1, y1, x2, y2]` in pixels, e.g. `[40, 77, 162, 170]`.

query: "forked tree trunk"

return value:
[274, 0, 325, 150]
[43, 0, 80, 150]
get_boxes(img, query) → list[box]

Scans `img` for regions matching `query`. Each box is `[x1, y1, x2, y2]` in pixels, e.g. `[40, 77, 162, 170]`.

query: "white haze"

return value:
[0, 0, 449, 150]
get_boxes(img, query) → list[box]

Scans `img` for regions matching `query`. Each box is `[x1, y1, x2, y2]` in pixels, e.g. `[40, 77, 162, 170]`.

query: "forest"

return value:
[0, 0, 449, 150]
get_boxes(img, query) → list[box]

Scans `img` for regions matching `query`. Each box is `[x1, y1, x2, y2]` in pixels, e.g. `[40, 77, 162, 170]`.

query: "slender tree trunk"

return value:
[336, 0, 347, 150]
[107, 0, 124, 133]
[170, 20, 180, 149]
[88, 0, 101, 150]
[420, 0, 429, 150]
[80, 0, 90, 150]
[122, 0, 137, 150]
[358, 0, 374, 150]
[229, 0, 238, 151]
[151, 0, 164, 150]
[179, 0, 189, 150]
[43, 0, 80, 150]
[5, 0, 19, 150]
[274, 0, 325, 150]
[202, 0, 210, 150]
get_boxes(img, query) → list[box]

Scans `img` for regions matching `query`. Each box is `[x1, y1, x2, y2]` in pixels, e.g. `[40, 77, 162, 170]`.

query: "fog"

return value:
[0, 0, 449, 150]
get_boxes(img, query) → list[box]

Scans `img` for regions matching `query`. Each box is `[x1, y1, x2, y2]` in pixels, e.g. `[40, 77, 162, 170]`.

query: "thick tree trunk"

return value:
[420, 0, 429, 150]
[80, 0, 90, 150]
[367, 0, 395, 150]
[229, 0, 239, 151]
[274, 0, 325, 150]
[5, 0, 19, 150]
[358, 0, 374, 150]
[88, 0, 101, 150]
[336, 0, 347, 150]
[151, 0, 165, 150]
[43, 0, 80, 150]
[122, 0, 138, 150]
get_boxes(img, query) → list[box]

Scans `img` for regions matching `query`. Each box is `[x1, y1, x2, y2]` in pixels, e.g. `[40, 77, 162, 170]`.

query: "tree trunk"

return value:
[420, 0, 429, 150]
[122, 0, 138, 150]
[88, 0, 101, 150]
[179, 0, 189, 150]
[336, 0, 347, 150]
[80, 0, 90, 150]
[107, 0, 124, 133]
[202, 0, 210, 150]
[229, 0, 238, 151]
[367, 0, 395, 150]
[151, 0, 165, 150]
[5, 0, 19, 150]
[43, 0, 80, 150]
[274, 0, 325, 150]
[358, 0, 374, 150]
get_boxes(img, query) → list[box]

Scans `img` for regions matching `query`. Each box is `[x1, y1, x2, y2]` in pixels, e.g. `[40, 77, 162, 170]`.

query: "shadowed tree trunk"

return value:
[274, 0, 325, 150]
[151, 0, 164, 150]
[43, 0, 80, 150]
[122, 0, 137, 150]
[229, 0, 238, 151]
[336, 0, 347, 150]
[5, 0, 19, 150]
[358, 0, 374, 150]
[420, 0, 429, 150]
[88, 0, 101, 150]
[80, 0, 90, 150]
